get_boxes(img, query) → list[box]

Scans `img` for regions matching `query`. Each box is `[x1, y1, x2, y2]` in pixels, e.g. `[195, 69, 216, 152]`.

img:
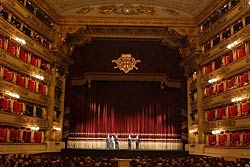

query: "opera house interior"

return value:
[0, 0, 250, 166]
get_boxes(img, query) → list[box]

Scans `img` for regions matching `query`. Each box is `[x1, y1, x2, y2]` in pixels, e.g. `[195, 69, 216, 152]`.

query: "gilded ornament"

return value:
[162, 8, 179, 16]
[112, 54, 141, 73]
[76, 7, 93, 14]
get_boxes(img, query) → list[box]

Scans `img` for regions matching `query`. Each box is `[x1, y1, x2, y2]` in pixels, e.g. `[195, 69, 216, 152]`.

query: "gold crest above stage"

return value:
[112, 54, 141, 73]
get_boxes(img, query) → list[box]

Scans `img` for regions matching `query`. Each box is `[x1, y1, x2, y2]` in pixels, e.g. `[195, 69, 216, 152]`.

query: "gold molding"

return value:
[71, 72, 181, 88]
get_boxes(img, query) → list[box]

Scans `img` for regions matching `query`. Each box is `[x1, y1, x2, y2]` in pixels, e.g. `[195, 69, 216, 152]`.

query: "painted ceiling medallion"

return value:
[112, 54, 141, 73]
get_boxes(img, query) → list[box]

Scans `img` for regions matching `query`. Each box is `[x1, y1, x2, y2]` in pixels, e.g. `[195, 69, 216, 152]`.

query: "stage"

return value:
[61, 148, 189, 159]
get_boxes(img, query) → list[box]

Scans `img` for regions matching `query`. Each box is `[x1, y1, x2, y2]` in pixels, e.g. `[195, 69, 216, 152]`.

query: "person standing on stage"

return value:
[111, 136, 115, 149]
[115, 135, 119, 149]
[106, 135, 110, 149]
[135, 135, 140, 149]
[128, 135, 132, 149]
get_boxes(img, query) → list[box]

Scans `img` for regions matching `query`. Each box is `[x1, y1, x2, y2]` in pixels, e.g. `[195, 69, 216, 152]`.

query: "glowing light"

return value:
[208, 78, 219, 83]
[6, 91, 20, 98]
[33, 74, 44, 80]
[227, 40, 238, 49]
[30, 126, 39, 131]
[231, 97, 244, 102]
[212, 129, 222, 135]
[14, 37, 26, 45]
[53, 127, 61, 131]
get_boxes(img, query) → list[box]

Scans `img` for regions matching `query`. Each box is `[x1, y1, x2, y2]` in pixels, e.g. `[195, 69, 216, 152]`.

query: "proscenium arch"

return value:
[64, 25, 192, 87]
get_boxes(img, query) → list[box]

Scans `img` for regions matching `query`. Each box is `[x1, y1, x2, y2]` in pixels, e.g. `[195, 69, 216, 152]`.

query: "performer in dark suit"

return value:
[135, 135, 140, 149]
[115, 135, 119, 149]
[128, 135, 131, 149]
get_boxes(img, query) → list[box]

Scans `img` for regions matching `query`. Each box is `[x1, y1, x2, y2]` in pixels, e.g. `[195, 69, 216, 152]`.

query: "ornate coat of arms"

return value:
[112, 54, 141, 73]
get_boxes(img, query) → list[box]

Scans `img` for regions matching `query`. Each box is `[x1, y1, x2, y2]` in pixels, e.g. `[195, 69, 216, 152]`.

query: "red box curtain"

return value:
[208, 135, 216, 146]
[235, 45, 246, 60]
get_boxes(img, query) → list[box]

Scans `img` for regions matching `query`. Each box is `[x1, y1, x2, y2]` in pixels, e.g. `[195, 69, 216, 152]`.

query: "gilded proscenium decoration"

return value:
[98, 4, 156, 15]
[76, 7, 93, 14]
[112, 54, 141, 73]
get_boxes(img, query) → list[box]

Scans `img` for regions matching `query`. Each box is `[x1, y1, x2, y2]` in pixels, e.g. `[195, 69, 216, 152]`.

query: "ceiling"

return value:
[43, 0, 220, 27]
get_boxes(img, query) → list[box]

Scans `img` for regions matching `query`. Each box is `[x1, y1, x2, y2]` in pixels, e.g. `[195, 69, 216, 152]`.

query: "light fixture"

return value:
[189, 129, 198, 134]
[6, 91, 20, 98]
[14, 36, 26, 45]
[53, 127, 61, 131]
[212, 129, 223, 135]
[33, 74, 44, 80]
[231, 97, 244, 102]
[227, 40, 238, 49]
[208, 78, 219, 83]
[30, 126, 40, 131]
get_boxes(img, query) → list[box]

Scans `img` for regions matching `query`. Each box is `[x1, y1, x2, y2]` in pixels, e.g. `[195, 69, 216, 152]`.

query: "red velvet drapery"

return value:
[70, 81, 182, 137]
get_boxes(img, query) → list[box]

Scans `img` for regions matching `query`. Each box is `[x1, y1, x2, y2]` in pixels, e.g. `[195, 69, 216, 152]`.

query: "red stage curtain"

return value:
[70, 81, 182, 138]
[208, 135, 216, 146]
